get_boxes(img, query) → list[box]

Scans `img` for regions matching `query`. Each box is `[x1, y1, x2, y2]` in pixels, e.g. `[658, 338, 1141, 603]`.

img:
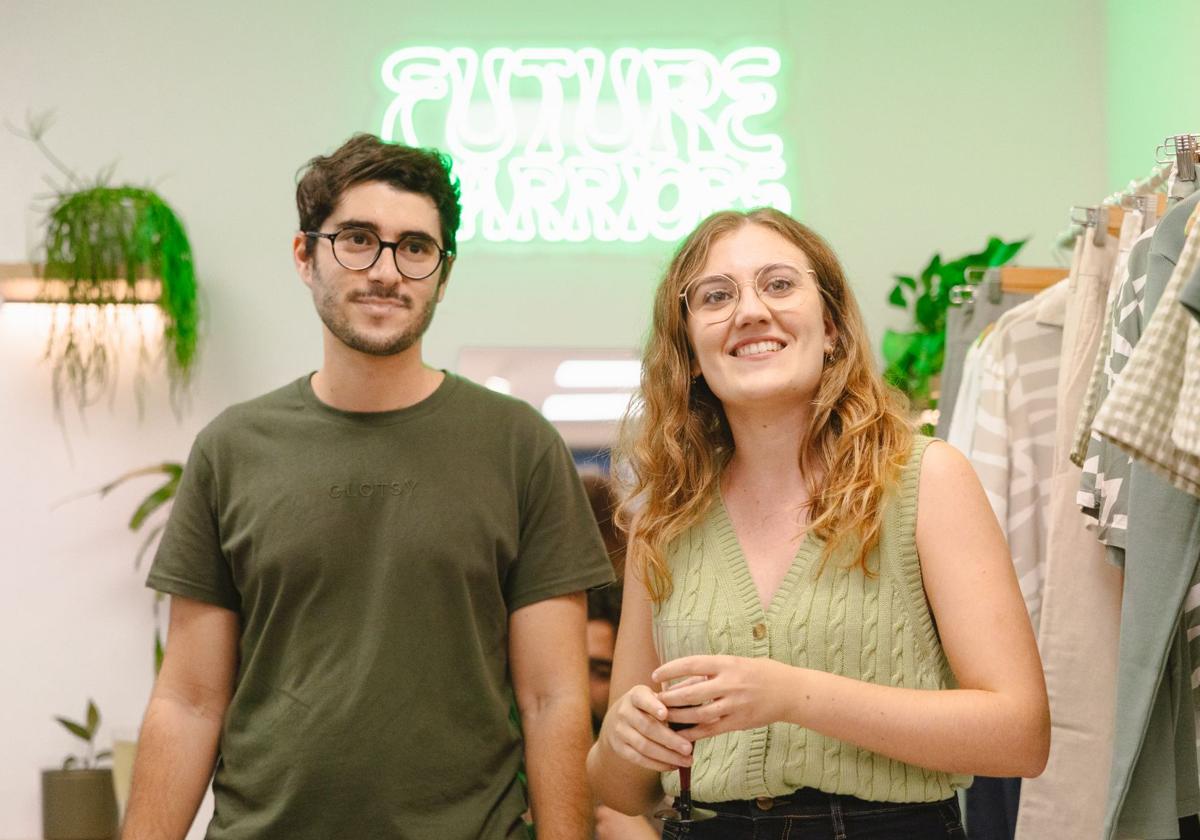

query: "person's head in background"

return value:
[582, 473, 625, 732]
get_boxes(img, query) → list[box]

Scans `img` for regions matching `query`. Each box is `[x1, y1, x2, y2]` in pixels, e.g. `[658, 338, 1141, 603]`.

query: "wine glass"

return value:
[652, 619, 718, 824]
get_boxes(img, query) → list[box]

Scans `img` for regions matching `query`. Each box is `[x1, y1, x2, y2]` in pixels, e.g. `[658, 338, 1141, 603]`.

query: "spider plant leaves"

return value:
[38, 180, 200, 423]
[43, 186, 199, 376]
[132, 195, 199, 375]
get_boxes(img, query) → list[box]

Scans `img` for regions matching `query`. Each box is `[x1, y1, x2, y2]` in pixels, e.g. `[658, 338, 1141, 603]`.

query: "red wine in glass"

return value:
[652, 621, 717, 824]
[668, 712, 698, 802]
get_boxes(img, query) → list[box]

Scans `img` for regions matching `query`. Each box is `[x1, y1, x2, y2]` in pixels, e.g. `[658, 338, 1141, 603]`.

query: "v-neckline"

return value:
[711, 492, 819, 622]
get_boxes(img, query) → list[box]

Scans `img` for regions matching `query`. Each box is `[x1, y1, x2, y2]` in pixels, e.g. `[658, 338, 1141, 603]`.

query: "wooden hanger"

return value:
[999, 266, 1069, 295]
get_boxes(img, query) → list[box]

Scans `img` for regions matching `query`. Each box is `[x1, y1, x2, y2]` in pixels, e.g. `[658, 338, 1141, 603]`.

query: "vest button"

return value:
[752, 622, 767, 640]
[755, 796, 775, 810]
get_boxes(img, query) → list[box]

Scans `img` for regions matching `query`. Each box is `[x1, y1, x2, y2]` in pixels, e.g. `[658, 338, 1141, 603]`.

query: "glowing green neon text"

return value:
[380, 46, 789, 243]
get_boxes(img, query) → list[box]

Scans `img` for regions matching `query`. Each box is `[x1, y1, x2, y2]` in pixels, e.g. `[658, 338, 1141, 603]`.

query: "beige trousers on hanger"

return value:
[1014, 223, 1125, 840]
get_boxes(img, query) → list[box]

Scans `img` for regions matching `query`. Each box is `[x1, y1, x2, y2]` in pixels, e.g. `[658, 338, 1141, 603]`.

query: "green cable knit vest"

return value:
[654, 436, 971, 803]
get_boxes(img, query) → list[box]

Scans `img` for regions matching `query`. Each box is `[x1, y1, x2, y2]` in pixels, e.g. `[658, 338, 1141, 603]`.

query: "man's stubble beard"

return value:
[310, 257, 440, 357]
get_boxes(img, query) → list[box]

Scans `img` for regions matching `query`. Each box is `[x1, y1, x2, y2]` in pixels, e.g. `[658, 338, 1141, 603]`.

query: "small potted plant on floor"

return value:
[42, 699, 118, 840]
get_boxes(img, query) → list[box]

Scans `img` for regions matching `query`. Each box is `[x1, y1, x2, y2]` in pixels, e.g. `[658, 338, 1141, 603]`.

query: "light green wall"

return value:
[0, 0, 1110, 389]
[0, 6, 1113, 835]
[1106, 0, 1200, 190]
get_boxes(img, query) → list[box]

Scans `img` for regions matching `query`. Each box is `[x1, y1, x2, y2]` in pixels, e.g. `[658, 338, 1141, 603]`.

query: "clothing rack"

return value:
[1068, 195, 1168, 243]
[950, 266, 1068, 305]
[1158, 133, 1198, 183]
[1055, 134, 1197, 250]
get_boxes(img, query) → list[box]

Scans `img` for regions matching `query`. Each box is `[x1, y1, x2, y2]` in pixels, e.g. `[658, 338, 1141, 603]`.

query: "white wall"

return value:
[0, 1, 1108, 836]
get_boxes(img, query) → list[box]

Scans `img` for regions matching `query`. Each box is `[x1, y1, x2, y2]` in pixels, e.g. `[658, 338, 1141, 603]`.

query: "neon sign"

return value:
[379, 47, 789, 243]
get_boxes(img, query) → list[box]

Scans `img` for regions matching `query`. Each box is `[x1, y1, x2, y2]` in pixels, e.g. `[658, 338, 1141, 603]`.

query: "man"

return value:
[587, 586, 621, 735]
[580, 475, 624, 736]
[122, 134, 614, 839]
[579, 475, 659, 840]
[587, 590, 658, 840]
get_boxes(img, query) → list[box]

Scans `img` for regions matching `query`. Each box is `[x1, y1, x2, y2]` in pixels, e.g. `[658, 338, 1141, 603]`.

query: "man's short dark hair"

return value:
[296, 133, 463, 263]
[587, 583, 622, 628]
[582, 474, 625, 628]
[582, 473, 625, 575]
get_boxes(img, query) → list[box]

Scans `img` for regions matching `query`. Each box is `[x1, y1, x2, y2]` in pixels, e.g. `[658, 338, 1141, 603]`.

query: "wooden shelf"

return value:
[0, 262, 161, 304]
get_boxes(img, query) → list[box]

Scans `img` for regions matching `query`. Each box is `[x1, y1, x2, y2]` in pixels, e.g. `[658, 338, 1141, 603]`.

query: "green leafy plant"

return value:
[55, 699, 111, 771]
[882, 236, 1027, 416]
[62, 462, 182, 671]
[96, 462, 183, 570]
[97, 463, 182, 672]
[15, 113, 200, 421]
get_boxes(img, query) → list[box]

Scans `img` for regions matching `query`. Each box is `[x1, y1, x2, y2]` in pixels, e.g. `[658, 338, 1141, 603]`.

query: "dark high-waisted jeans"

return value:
[660, 788, 966, 840]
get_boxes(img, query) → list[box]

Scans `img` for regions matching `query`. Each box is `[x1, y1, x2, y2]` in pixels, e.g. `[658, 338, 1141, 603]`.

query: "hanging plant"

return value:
[882, 236, 1026, 422]
[17, 113, 200, 420]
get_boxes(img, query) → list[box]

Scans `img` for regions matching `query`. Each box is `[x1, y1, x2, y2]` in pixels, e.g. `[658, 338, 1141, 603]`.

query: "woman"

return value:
[586, 209, 1049, 839]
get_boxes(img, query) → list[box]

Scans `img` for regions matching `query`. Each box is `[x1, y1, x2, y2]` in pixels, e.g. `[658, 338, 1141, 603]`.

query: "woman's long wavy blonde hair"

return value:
[615, 208, 914, 604]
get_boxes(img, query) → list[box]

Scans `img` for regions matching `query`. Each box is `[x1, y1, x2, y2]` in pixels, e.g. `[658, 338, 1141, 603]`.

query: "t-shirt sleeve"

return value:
[505, 433, 616, 612]
[145, 435, 240, 611]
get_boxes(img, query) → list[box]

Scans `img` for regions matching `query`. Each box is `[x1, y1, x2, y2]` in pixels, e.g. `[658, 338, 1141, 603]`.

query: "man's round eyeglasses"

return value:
[305, 227, 452, 280]
[680, 265, 816, 324]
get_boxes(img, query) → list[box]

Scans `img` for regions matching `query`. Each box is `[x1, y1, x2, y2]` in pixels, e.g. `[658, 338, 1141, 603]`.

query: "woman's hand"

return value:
[597, 683, 694, 773]
[653, 655, 798, 740]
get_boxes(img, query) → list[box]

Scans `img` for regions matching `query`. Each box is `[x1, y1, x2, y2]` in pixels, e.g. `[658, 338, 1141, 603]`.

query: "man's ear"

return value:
[293, 233, 315, 290]
[436, 256, 455, 303]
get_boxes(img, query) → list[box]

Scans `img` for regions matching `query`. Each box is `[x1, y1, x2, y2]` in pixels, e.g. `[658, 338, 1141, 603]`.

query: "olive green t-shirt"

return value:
[147, 373, 614, 840]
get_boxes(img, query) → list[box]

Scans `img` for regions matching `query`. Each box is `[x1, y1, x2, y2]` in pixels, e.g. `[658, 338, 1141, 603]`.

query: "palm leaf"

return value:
[94, 462, 182, 499]
[129, 474, 180, 530]
[135, 522, 167, 569]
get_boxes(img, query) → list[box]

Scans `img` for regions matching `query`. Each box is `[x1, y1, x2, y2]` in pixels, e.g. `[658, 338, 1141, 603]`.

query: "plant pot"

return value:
[41, 768, 118, 840]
